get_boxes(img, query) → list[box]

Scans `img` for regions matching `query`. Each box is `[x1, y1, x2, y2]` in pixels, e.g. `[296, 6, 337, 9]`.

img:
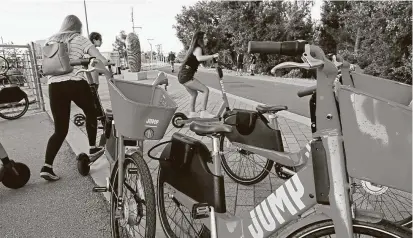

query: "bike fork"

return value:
[116, 131, 125, 216]
[320, 134, 353, 237]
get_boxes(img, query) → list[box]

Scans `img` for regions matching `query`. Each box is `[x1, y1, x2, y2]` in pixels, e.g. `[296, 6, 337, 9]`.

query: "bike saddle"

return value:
[190, 122, 232, 136]
[256, 105, 288, 114]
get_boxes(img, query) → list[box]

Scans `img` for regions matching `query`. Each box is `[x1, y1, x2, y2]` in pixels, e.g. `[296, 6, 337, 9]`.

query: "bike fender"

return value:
[275, 214, 330, 238]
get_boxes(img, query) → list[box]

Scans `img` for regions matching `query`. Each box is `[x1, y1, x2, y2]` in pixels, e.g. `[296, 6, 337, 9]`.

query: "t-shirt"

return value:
[251, 55, 257, 64]
[237, 53, 244, 63]
[47, 34, 94, 84]
[168, 53, 176, 61]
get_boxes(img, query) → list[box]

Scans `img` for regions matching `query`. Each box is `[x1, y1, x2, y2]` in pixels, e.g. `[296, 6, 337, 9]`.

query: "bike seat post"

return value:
[268, 113, 279, 130]
[211, 135, 222, 177]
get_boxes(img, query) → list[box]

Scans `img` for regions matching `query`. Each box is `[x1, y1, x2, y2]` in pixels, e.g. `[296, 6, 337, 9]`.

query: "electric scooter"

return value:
[0, 142, 30, 189]
[171, 58, 231, 128]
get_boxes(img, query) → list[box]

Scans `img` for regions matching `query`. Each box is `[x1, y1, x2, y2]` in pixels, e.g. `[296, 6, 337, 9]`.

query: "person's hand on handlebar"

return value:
[213, 53, 219, 58]
[91, 59, 113, 79]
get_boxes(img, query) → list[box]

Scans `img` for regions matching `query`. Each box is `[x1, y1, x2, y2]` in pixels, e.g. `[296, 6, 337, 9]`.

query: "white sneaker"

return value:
[200, 110, 215, 118]
[188, 112, 199, 118]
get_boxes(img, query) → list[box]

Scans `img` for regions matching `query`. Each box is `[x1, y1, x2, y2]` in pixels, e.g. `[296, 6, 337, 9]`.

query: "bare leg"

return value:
[184, 79, 209, 111]
[184, 86, 198, 112]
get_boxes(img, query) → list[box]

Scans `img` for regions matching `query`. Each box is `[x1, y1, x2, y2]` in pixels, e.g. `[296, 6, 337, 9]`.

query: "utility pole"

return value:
[147, 39, 153, 70]
[1, 36, 5, 57]
[131, 7, 142, 33]
[83, 0, 90, 36]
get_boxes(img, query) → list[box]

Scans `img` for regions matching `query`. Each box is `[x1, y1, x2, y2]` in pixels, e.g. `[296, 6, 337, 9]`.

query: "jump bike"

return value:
[0, 141, 31, 189]
[70, 58, 175, 238]
[0, 56, 30, 120]
[152, 41, 412, 237]
[217, 51, 412, 226]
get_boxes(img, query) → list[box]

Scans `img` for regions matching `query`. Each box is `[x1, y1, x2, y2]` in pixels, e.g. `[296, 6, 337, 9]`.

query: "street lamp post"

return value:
[83, 0, 90, 36]
[147, 39, 153, 70]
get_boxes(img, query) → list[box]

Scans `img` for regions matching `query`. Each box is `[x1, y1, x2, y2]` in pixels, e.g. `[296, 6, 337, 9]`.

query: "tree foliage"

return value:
[174, 0, 411, 84]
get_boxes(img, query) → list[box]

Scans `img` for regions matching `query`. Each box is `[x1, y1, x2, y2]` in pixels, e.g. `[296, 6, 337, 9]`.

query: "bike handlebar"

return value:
[70, 58, 92, 67]
[297, 85, 317, 98]
[248, 40, 307, 56]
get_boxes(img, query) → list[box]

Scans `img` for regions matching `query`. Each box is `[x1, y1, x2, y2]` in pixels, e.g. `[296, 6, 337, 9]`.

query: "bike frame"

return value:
[166, 44, 357, 237]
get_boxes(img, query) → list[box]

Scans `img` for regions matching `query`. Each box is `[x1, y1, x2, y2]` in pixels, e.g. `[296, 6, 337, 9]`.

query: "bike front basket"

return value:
[107, 79, 177, 140]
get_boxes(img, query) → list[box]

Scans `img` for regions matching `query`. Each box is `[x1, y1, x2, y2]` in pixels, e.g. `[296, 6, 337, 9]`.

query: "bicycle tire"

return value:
[219, 136, 274, 185]
[157, 167, 210, 238]
[110, 152, 156, 238]
[0, 94, 29, 120]
[288, 219, 411, 238]
[0, 56, 9, 75]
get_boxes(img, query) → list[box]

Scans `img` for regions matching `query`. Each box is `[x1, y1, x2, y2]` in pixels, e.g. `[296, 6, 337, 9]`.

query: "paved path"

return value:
[0, 113, 111, 238]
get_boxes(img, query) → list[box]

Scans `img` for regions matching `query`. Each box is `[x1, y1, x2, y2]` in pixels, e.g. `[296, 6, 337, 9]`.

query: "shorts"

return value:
[237, 62, 243, 69]
[178, 65, 196, 84]
[250, 64, 256, 70]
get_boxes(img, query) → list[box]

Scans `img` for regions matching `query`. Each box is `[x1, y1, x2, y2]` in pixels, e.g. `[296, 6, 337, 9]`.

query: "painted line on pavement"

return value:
[164, 73, 311, 126]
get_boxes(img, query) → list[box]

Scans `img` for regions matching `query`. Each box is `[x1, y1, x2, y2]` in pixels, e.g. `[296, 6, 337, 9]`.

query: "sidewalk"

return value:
[40, 70, 313, 237]
[0, 112, 111, 238]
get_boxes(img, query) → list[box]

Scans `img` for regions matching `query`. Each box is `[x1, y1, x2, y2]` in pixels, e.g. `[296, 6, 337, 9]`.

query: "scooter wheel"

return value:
[274, 163, 296, 180]
[2, 161, 31, 189]
[172, 113, 187, 128]
[73, 114, 86, 126]
[77, 153, 90, 176]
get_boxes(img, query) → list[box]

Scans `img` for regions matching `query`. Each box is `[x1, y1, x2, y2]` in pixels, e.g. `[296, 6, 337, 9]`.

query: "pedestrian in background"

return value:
[250, 53, 257, 76]
[236, 51, 244, 76]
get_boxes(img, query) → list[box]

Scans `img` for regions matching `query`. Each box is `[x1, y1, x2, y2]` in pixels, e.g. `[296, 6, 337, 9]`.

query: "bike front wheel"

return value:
[110, 152, 156, 238]
[288, 219, 411, 238]
[0, 95, 29, 120]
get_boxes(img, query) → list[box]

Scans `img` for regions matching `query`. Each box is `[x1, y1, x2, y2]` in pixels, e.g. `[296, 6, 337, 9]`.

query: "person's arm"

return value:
[87, 46, 112, 79]
[193, 47, 218, 62]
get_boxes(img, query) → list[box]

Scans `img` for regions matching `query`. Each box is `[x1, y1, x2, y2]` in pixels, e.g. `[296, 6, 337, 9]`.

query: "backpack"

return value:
[42, 33, 77, 76]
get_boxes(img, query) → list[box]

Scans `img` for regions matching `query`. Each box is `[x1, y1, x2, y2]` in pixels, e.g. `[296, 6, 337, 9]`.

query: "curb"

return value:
[163, 73, 311, 126]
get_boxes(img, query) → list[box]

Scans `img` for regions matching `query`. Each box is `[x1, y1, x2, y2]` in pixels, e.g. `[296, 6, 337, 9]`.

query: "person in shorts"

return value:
[250, 53, 257, 76]
[178, 31, 219, 118]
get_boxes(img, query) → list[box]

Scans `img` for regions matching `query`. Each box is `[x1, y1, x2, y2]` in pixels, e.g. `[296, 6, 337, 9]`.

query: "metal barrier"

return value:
[0, 43, 45, 113]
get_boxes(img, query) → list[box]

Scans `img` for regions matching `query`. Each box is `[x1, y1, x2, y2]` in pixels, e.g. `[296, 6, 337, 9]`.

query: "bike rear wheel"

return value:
[157, 168, 210, 238]
[219, 136, 274, 185]
[288, 219, 411, 237]
[110, 152, 156, 238]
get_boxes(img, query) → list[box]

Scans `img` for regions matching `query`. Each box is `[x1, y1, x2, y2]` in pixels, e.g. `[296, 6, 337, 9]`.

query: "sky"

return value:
[0, 0, 322, 54]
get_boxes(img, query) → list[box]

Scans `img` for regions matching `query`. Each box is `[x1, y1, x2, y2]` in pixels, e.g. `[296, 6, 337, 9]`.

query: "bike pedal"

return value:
[92, 186, 108, 192]
[128, 168, 138, 174]
[191, 203, 210, 219]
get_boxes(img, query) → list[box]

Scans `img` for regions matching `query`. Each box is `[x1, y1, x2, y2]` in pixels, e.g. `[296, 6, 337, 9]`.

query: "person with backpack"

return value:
[40, 15, 112, 181]
[168, 51, 176, 73]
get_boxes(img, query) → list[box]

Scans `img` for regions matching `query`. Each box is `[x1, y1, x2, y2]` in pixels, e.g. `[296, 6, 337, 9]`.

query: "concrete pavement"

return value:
[0, 113, 111, 238]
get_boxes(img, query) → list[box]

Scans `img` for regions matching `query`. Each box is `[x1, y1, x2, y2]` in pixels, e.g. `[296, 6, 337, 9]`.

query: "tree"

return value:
[112, 30, 127, 59]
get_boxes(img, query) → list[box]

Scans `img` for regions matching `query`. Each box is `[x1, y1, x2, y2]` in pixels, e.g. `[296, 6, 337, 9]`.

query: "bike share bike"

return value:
[0, 56, 30, 120]
[217, 50, 412, 227]
[70, 58, 176, 238]
[150, 41, 412, 237]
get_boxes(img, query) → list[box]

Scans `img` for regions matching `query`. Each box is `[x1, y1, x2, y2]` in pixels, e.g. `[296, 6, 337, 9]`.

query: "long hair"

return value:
[183, 31, 205, 63]
[48, 15, 83, 43]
